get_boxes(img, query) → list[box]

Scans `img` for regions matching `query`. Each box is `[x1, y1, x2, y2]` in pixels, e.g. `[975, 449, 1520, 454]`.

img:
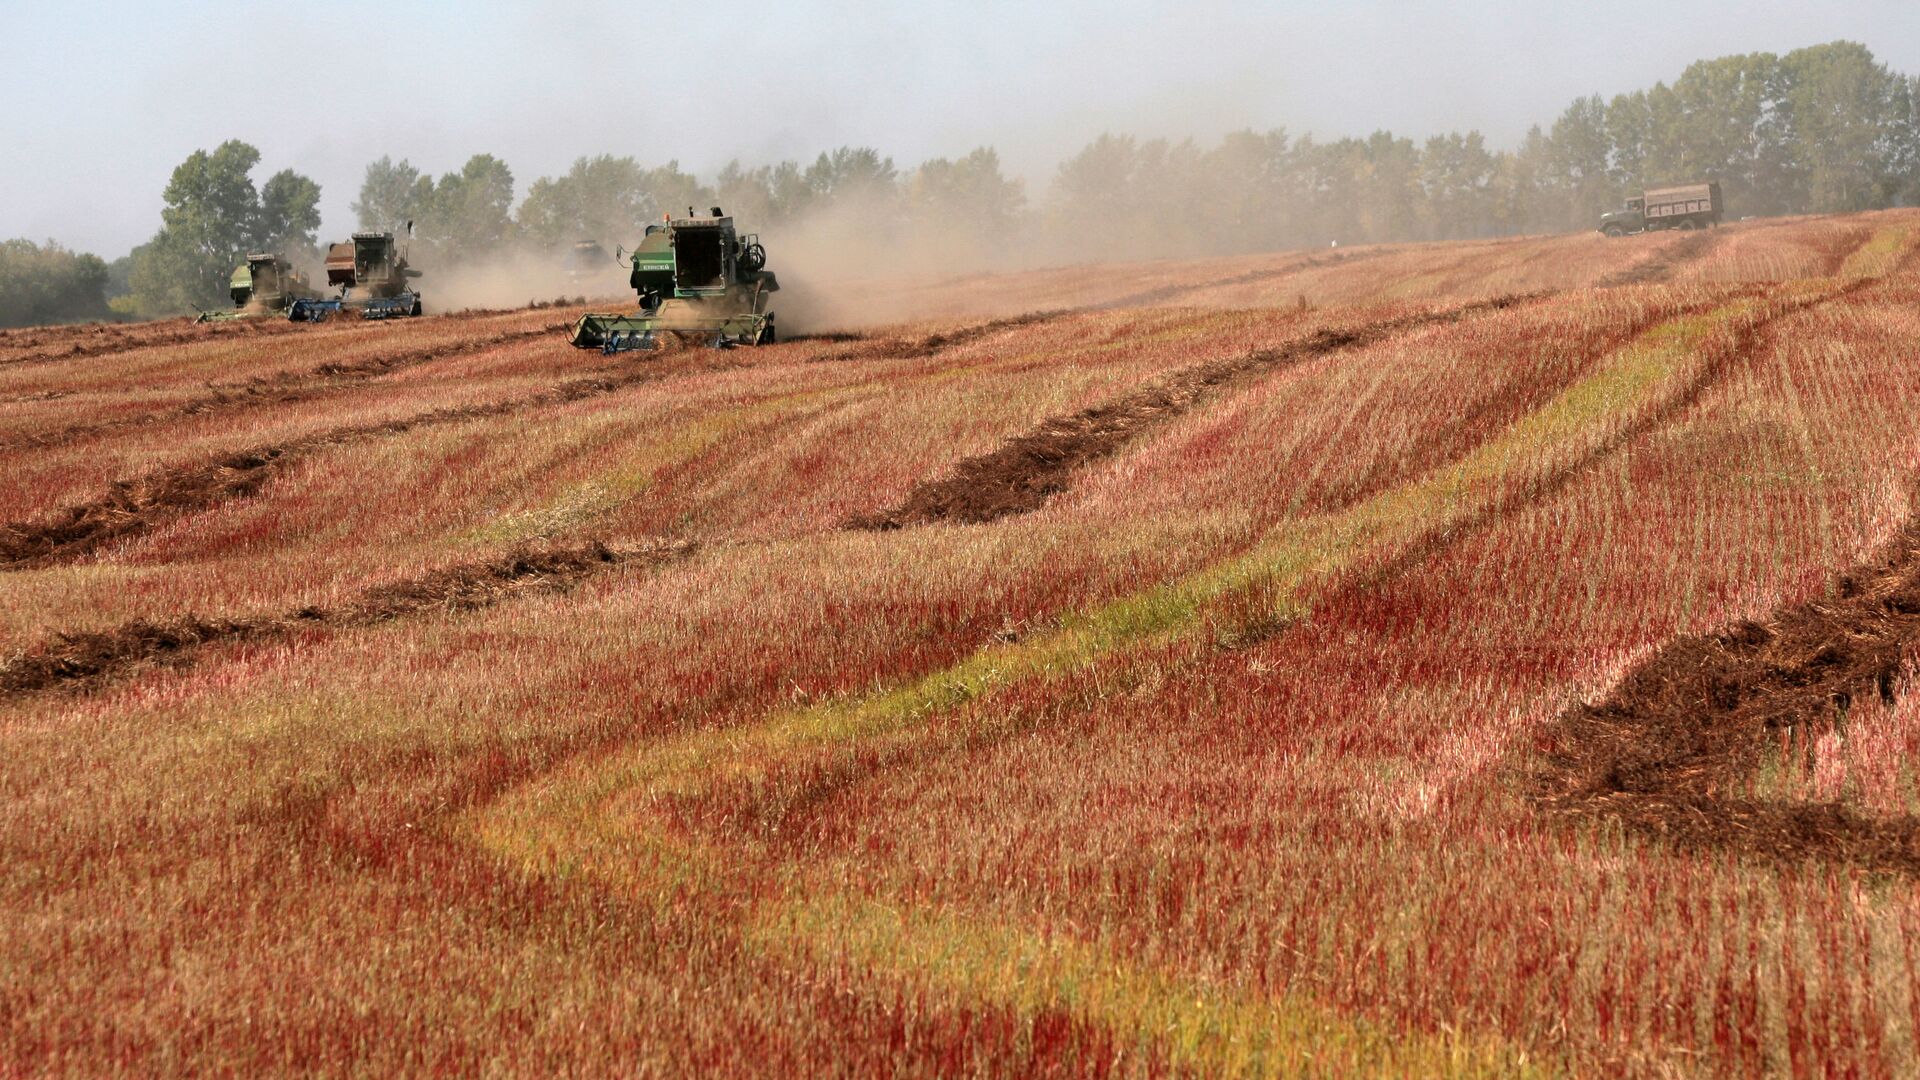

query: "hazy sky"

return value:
[5, 1, 1918, 257]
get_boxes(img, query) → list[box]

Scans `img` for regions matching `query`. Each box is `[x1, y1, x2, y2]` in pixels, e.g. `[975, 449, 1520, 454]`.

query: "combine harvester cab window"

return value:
[355, 238, 387, 280]
[674, 227, 728, 292]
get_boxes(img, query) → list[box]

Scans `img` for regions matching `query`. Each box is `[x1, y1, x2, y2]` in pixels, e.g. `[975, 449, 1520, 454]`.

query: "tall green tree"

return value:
[0, 240, 113, 328]
[1420, 132, 1497, 240]
[1195, 129, 1296, 252]
[258, 170, 323, 259]
[352, 156, 433, 232]
[1777, 42, 1908, 212]
[420, 154, 517, 260]
[1049, 134, 1145, 258]
[1547, 96, 1617, 230]
[125, 140, 321, 317]
[906, 148, 1024, 236]
[804, 147, 898, 209]
[714, 160, 814, 227]
[518, 155, 651, 248]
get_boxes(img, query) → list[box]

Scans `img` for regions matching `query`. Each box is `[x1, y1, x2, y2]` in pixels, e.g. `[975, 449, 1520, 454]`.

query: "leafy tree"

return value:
[1194, 129, 1295, 252]
[258, 170, 323, 259]
[517, 157, 722, 251]
[124, 140, 321, 317]
[0, 239, 113, 328]
[906, 148, 1025, 239]
[420, 154, 517, 260]
[518, 155, 654, 248]
[1547, 96, 1617, 230]
[352, 156, 434, 232]
[1777, 42, 1907, 212]
[714, 160, 813, 226]
[1420, 132, 1497, 240]
[1049, 134, 1144, 257]
[804, 147, 898, 208]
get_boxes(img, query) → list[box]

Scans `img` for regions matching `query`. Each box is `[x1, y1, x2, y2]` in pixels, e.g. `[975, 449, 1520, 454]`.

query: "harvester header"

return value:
[569, 208, 779, 352]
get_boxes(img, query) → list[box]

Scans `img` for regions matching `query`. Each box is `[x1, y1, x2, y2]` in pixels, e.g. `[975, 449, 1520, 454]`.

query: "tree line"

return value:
[5, 40, 1916, 326]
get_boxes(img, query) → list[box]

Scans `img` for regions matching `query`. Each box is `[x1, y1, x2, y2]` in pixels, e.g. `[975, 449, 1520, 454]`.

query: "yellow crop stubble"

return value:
[1838, 224, 1917, 280]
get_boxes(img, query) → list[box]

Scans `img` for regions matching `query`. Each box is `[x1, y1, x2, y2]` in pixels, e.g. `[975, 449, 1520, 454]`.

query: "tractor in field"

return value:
[568, 208, 779, 352]
[289, 230, 424, 321]
[195, 253, 321, 322]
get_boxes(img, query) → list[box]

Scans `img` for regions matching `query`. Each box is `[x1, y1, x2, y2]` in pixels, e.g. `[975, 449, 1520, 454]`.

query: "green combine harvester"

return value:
[289, 230, 424, 322]
[195, 253, 320, 322]
[569, 208, 779, 353]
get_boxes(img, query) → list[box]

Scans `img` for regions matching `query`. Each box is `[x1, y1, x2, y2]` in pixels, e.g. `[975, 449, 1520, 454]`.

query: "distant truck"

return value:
[1599, 182, 1723, 236]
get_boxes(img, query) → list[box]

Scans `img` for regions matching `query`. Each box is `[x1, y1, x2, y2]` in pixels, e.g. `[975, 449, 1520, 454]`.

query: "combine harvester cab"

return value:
[289, 230, 424, 322]
[569, 208, 779, 353]
[195, 253, 320, 322]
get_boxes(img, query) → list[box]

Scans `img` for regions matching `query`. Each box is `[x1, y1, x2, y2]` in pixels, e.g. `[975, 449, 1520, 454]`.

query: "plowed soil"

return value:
[1536, 488, 1920, 874]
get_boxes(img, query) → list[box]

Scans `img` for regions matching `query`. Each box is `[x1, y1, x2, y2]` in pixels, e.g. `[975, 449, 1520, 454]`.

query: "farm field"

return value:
[6, 210, 1920, 1075]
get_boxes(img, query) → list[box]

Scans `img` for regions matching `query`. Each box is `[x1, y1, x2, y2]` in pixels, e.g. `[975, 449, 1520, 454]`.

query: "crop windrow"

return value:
[0, 539, 691, 698]
[1092, 247, 1397, 310]
[0, 350, 750, 569]
[1534, 477, 1920, 875]
[0, 318, 313, 368]
[0, 323, 568, 452]
[810, 310, 1067, 363]
[852, 293, 1546, 528]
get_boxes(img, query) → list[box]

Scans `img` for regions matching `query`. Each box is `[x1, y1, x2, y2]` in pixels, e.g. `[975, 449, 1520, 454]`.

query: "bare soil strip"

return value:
[0, 323, 565, 452]
[852, 294, 1541, 529]
[0, 351, 746, 570]
[1535, 491, 1920, 874]
[0, 540, 691, 698]
[1596, 230, 1723, 288]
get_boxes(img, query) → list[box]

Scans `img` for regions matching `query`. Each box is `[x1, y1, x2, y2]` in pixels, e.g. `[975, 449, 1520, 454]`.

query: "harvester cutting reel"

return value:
[573, 312, 777, 354]
[288, 292, 424, 322]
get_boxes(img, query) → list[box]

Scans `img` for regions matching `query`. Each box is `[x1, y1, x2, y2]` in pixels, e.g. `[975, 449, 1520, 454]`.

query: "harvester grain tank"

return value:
[289, 230, 424, 321]
[568, 208, 778, 352]
[195, 253, 320, 322]
[1599, 182, 1723, 236]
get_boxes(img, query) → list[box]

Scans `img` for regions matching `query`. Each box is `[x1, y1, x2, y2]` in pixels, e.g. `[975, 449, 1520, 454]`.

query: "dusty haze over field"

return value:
[5, 0, 1920, 258]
